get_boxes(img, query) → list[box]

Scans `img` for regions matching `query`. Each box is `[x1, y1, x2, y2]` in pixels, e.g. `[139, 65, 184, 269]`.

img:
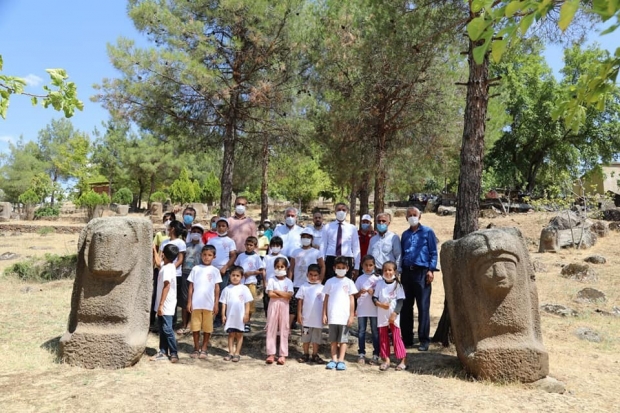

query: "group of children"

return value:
[152, 217, 408, 371]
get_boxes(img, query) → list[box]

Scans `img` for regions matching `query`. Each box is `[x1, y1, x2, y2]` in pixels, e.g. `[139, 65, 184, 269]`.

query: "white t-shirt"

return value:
[187, 264, 222, 311]
[355, 273, 381, 317]
[263, 254, 289, 285]
[272, 224, 303, 257]
[322, 276, 358, 325]
[159, 238, 186, 277]
[219, 283, 254, 331]
[234, 252, 265, 285]
[154, 263, 177, 316]
[290, 247, 322, 288]
[267, 276, 294, 296]
[373, 278, 406, 328]
[295, 282, 324, 328]
[207, 235, 237, 270]
[309, 225, 326, 254]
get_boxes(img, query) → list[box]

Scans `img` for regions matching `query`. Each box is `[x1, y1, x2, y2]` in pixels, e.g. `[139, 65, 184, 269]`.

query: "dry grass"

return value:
[0, 212, 619, 412]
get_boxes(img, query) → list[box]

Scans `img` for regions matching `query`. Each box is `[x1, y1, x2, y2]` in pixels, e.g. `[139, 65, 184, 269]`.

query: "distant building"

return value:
[574, 163, 620, 209]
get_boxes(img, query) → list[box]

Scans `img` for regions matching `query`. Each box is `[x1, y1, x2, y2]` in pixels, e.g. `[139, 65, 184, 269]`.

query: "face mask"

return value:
[258, 231, 265, 236]
[190, 233, 201, 242]
[235, 205, 246, 215]
[183, 215, 194, 225]
[335, 211, 347, 222]
[271, 246, 281, 254]
[218, 231, 228, 237]
[335, 269, 347, 277]
[264, 223, 271, 228]
[383, 275, 395, 282]
[275, 269, 287, 277]
[408, 216, 419, 227]
[301, 238, 312, 247]
[164, 220, 171, 230]
[361, 223, 370, 231]
[211, 222, 217, 230]
[285, 216, 296, 226]
[376, 223, 388, 233]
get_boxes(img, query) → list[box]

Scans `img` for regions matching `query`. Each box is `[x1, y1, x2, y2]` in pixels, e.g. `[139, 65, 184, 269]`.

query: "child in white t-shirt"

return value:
[265, 257, 294, 365]
[295, 264, 326, 364]
[262, 236, 288, 317]
[373, 261, 407, 371]
[322, 256, 358, 371]
[150, 243, 180, 363]
[187, 245, 222, 359]
[234, 236, 265, 333]
[219, 266, 253, 362]
[354, 255, 381, 365]
[208, 217, 237, 328]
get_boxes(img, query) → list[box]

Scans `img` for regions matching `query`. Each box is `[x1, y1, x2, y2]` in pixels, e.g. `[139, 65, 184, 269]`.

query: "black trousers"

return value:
[324, 255, 354, 283]
[400, 265, 432, 346]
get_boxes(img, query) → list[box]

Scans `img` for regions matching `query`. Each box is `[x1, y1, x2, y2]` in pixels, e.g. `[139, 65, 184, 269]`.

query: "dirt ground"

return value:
[0, 211, 619, 413]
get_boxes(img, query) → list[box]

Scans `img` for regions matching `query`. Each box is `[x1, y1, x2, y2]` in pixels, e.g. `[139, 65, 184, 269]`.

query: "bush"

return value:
[18, 188, 40, 206]
[36, 226, 54, 236]
[3, 254, 77, 282]
[34, 205, 60, 219]
[150, 191, 168, 203]
[112, 187, 133, 205]
[74, 190, 110, 222]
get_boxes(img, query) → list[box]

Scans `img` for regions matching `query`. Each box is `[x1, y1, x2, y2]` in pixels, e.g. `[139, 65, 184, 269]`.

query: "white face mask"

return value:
[275, 269, 287, 277]
[300, 238, 312, 247]
[285, 216, 296, 226]
[335, 210, 347, 222]
[335, 269, 347, 277]
[218, 231, 228, 236]
[235, 205, 246, 215]
[408, 216, 420, 227]
[190, 233, 201, 242]
[271, 246, 281, 254]
[258, 231, 265, 236]
[164, 220, 171, 230]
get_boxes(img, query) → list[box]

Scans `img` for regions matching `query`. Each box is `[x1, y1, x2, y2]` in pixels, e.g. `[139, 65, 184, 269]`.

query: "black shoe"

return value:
[418, 342, 429, 352]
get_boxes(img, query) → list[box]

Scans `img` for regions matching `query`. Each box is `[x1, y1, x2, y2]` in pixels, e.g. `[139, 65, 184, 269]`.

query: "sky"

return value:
[0, 1, 619, 155]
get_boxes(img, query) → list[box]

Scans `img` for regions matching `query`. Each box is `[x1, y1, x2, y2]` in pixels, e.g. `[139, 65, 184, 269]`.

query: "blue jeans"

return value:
[158, 315, 177, 356]
[357, 316, 379, 357]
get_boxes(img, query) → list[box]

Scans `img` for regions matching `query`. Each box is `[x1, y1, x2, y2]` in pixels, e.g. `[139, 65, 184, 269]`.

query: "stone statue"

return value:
[440, 227, 549, 382]
[150, 202, 163, 223]
[0, 202, 12, 222]
[59, 217, 153, 369]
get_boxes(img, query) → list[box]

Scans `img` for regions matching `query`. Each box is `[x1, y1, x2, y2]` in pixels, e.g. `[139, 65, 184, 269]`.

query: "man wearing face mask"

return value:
[324, 203, 361, 282]
[400, 207, 438, 351]
[202, 215, 219, 244]
[228, 196, 257, 254]
[368, 213, 402, 275]
[182, 207, 197, 243]
[358, 214, 374, 259]
[309, 212, 326, 254]
[272, 206, 303, 257]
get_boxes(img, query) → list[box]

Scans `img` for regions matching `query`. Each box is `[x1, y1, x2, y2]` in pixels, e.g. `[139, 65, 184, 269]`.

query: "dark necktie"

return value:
[336, 222, 342, 256]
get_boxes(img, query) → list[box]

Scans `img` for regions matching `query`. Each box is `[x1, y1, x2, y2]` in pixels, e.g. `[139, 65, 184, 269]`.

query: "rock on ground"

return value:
[560, 263, 598, 282]
[541, 304, 578, 317]
[575, 288, 606, 303]
[529, 376, 567, 394]
[584, 255, 606, 264]
[574, 327, 602, 343]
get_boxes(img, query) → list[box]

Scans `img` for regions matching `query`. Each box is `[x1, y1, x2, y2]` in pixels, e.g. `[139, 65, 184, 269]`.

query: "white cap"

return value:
[191, 223, 204, 232]
[361, 214, 372, 222]
[300, 227, 314, 237]
[216, 217, 229, 226]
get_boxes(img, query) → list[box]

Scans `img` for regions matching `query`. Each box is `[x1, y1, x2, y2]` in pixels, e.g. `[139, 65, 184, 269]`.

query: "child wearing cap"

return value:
[263, 219, 274, 241]
[358, 214, 374, 259]
[289, 228, 325, 328]
[207, 218, 237, 327]
[175, 223, 205, 335]
[234, 236, 265, 332]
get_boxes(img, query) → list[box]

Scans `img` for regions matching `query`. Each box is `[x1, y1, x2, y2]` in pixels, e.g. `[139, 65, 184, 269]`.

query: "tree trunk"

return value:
[373, 129, 388, 215]
[147, 173, 157, 211]
[220, 120, 236, 218]
[359, 171, 370, 218]
[434, 36, 490, 347]
[137, 178, 144, 212]
[349, 185, 357, 225]
[260, 133, 270, 222]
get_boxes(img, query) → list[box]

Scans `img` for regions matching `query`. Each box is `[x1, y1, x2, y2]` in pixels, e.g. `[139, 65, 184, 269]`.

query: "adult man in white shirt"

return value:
[323, 203, 360, 281]
[309, 211, 326, 254]
[368, 212, 402, 274]
[272, 206, 303, 257]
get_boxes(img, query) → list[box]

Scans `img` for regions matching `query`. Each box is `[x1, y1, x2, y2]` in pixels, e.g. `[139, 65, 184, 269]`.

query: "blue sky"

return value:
[0, 1, 619, 155]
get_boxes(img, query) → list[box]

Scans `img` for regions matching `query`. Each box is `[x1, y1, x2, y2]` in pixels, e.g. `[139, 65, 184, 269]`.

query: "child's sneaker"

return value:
[150, 352, 168, 361]
[369, 355, 380, 365]
[357, 355, 366, 365]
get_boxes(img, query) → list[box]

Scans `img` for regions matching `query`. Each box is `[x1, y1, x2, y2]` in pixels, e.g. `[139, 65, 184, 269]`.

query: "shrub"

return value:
[3, 254, 77, 282]
[112, 187, 133, 205]
[18, 188, 40, 206]
[34, 205, 60, 219]
[150, 191, 168, 203]
[74, 190, 110, 222]
[36, 226, 54, 236]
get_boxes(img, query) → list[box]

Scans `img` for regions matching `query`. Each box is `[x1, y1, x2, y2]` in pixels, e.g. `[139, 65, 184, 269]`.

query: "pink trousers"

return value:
[379, 324, 406, 359]
[266, 298, 290, 357]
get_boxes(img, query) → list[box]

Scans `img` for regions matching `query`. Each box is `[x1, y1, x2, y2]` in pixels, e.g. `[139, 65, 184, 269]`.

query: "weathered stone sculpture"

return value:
[441, 227, 549, 382]
[0, 202, 11, 222]
[150, 202, 162, 223]
[59, 217, 153, 369]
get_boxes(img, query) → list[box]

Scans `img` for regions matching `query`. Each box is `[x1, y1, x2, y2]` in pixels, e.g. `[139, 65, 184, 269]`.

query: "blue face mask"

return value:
[361, 223, 370, 231]
[211, 222, 217, 230]
[183, 215, 194, 225]
[376, 223, 388, 233]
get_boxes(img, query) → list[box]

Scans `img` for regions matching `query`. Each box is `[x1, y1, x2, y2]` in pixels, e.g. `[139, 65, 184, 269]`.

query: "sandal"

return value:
[277, 356, 286, 365]
[311, 354, 325, 365]
[190, 350, 200, 359]
[223, 354, 234, 361]
[176, 327, 190, 335]
[336, 361, 346, 371]
[357, 356, 366, 365]
[266, 355, 275, 364]
[379, 362, 390, 371]
[232, 355, 241, 362]
[297, 354, 310, 363]
[170, 354, 179, 363]
[199, 350, 208, 359]
[369, 356, 380, 366]
[396, 363, 407, 371]
[325, 361, 337, 370]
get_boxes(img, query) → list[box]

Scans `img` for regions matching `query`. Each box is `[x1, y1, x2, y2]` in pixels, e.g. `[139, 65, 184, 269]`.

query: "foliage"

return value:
[74, 190, 110, 221]
[34, 205, 60, 219]
[149, 191, 168, 203]
[3, 254, 77, 282]
[0, 54, 83, 119]
[0, 138, 47, 202]
[36, 226, 55, 235]
[18, 188, 40, 206]
[112, 187, 133, 205]
[200, 171, 221, 205]
[169, 168, 200, 205]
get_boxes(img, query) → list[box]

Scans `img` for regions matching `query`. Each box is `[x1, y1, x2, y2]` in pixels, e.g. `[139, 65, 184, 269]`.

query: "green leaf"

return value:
[31, 96, 38, 106]
[467, 16, 488, 41]
[0, 54, 3, 71]
[519, 13, 535, 34]
[491, 38, 508, 62]
[505, 1, 523, 17]
[559, 0, 580, 32]
[473, 42, 490, 64]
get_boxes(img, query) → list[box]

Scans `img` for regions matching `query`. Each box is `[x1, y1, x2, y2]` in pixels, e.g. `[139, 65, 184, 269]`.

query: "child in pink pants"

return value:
[265, 257, 294, 365]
